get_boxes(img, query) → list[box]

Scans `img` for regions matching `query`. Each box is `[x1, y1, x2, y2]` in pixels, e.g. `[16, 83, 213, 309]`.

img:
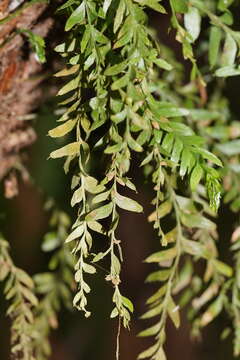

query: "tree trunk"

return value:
[0, 0, 52, 197]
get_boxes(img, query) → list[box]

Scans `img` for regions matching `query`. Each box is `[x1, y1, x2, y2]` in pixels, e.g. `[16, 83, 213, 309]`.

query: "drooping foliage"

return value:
[2, 0, 240, 359]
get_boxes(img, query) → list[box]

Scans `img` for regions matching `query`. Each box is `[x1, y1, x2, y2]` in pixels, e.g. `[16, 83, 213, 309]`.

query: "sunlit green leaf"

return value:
[65, 2, 86, 31]
[209, 27, 222, 68]
[167, 296, 180, 328]
[50, 142, 80, 159]
[115, 193, 143, 213]
[65, 225, 84, 243]
[184, 7, 201, 42]
[145, 248, 177, 263]
[190, 164, 203, 191]
[212, 259, 233, 277]
[86, 203, 113, 221]
[48, 119, 77, 138]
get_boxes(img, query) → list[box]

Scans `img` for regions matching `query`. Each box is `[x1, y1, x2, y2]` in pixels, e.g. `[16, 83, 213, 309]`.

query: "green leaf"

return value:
[145, 247, 177, 263]
[122, 296, 134, 313]
[111, 74, 129, 90]
[161, 133, 174, 154]
[114, 30, 133, 48]
[105, 61, 128, 76]
[83, 263, 96, 274]
[111, 253, 121, 275]
[146, 285, 167, 304]
[65, 2, 86, 31]
[84, 53, 95, 69]
[16, 269, 34, 288]
[183, 239, 208, 259]
[115, 193, 143, 213]
[72, 176, 80, 191]
[85, 176, 105, 194]
[54, 65, 80, 77]
[81, 26, 91, 52]
[206, 175, 221, 212]
[157, 200, 172, 218]
[86, 203, 113, 221]
[87, 221, 104, 234]
[54, 42, 66, 52]
[154, 58, 173, 71]
[140, 303, 162, 319]
[104, 143, 123, 154]
[197, 148, 223, 167]
[216, 140, 240, 156]
[167, 297, 180, 328]
[164, 227, 177, 244]
[58, 0, 78, 11]
[156, 348, 167, 360]
[180, 148, 192, 177]
[189, 109, 219, 121]
[209, 27, 222, 68]
[150, 102, 189, 118]
[57, 77, 79, 96]
[171, 138, 183, 163]
[170, 0, 188, 13]
[148, 201, 172, 222]
[170, 122, 194, 135]
[215, 66, 240, 77]
[201, 297, 223, 327]
[103, 0, 112, 14]
[212, 259, 233, 277]
[181, 213, 215, 229]
[92, 252, 106, 262]
[144, 0, 166, 13]
[114, 0, 126, 33]
[71, 187, 83, 207]
[65, 225, 84, 243]
[41, 232, 60, 252]
[220, 12, 233, 25]
[110, 307, 119, 318]
[111, 109, 127, 123]
[19, 29, 46, 63]
[21, 287, 38, 306]
[49, 142, 80, 159]
[138, 343, 159, 359]
[184, 7, 201, 42]
[93, 29, 109, 44]
[48, 119, 77, 138]
[145, 269, 171, 283]
[0, 264, 9, 281]
[138, 322, 160, 337]
[128, 134, 143, 152]
[218, 0, 234, 11]
[92, 190, 110, 204]
[222, 34, 237, 66]
[190, 164, 203, 191]
[141, 152, 153, 167]
[129, 110, 149, 130]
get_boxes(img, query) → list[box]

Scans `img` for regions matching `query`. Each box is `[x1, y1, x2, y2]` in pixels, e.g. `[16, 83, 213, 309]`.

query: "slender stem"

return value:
[116, 316, 121, 360]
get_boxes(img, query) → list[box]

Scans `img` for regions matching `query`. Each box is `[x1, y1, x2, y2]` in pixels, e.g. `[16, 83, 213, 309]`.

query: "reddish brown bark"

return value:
[0, 0, 52, 195]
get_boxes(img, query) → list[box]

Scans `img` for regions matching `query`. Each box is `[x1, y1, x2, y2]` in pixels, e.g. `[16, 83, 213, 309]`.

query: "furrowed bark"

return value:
[0, 0, 52, 196]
